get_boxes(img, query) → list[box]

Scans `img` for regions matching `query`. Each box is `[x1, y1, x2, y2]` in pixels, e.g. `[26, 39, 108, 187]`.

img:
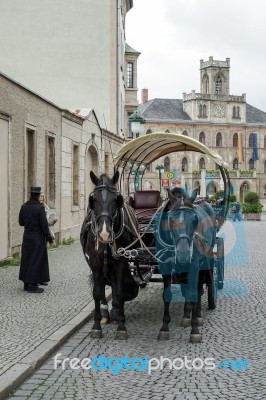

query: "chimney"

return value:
[141, 88, 148, 103]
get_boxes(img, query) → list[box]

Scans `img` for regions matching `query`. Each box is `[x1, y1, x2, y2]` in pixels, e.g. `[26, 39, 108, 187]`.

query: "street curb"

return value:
[0, 287, 112, 400]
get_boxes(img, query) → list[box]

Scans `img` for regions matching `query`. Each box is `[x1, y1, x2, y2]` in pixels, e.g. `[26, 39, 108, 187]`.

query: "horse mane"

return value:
[97, 174, 113, 187]
[170, 197, 194, 210]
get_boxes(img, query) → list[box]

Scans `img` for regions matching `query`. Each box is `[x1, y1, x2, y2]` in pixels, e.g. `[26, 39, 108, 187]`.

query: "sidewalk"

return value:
[0, 242, 110, 400]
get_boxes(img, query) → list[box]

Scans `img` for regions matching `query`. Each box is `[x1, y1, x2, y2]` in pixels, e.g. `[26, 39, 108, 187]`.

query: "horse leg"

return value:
[115, 263, 128, 340]
[180, 299, 192, 327]
[196, 271, 205, 326]
[109, 273, 119, 323]
[91, 275, 105, 338]
[158, 274, 172, 340]
[100, 296, 110, 324]
[190, 302, 202, 343]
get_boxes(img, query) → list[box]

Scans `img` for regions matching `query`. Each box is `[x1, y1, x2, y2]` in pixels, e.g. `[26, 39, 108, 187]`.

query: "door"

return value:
[0, 118, 9, 259]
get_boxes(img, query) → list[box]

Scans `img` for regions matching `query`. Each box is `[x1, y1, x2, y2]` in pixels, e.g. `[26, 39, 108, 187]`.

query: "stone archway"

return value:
[240, 181, 250, 203]
[206, 181, 217, 196]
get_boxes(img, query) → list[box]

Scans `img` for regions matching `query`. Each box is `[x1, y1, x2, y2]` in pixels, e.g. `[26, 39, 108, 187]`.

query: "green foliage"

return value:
[244, 192, 259, 204]
[0, 253, 21, 268]
[213, 190, 224, 200]
[239, 169, 253, 175]
[229, 194, 237, 202]
[62, 236, 75, 245]
[242, 203, 263, 213]
[206, 169, 219, 174]
[242, 191, 263, 214]
[192, 169, 200, 175]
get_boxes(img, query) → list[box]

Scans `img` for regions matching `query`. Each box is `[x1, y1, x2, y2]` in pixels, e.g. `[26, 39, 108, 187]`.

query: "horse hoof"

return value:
[197, 317, 203, 326]
[158, 331, 170, 340]
[180, 318, 191, 328]
[115, 330, 128, 340]
[90, 329, 103, 339]
[101, 317, 109, 325]
[190, 334, 202, 343]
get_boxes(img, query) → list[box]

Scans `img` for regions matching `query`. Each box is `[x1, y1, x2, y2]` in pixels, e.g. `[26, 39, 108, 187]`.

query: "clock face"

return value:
[214, 105, 225, 117]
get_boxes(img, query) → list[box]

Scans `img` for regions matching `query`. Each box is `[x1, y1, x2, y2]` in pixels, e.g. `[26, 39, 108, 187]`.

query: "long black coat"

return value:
[19, 199, 53, 284]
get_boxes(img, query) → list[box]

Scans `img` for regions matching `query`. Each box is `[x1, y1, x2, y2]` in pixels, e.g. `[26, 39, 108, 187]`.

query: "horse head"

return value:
[89, 171, 123, 244]
[167, 189, 198, 264]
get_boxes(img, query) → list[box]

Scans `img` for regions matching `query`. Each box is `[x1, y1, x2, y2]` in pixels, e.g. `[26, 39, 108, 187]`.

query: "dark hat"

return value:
[30, 186, 42, 194]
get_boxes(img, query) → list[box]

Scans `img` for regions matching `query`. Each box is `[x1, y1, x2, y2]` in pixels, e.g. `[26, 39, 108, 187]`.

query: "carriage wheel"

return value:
[207, 260, 218, 310]
[216, 237, 224, 290]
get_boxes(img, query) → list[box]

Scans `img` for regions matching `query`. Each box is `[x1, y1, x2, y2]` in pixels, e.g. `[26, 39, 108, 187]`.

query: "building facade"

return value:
[0, 0, 133, 136]
[135, 57, 266, 203]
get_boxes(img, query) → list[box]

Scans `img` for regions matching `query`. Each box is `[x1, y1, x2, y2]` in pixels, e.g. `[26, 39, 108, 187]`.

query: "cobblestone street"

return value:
[3, 219, 266, 400]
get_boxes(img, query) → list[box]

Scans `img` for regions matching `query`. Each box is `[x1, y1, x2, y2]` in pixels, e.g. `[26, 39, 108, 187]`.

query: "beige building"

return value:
[135, 57, 266, 203]
[0, 0, 133, 136]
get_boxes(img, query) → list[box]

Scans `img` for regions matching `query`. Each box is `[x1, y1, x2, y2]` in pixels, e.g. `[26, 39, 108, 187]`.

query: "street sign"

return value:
[167, 172, 174, 179]
[162, 178, 169, 187]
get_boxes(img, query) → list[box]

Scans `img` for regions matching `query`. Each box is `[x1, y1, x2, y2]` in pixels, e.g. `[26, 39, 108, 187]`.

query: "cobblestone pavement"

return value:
[0, 242, 93, 376]
[6, 220, 266, 399]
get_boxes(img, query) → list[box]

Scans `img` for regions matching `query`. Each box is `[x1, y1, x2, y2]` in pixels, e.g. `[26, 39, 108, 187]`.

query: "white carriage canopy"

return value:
[114, 133, 229, 169]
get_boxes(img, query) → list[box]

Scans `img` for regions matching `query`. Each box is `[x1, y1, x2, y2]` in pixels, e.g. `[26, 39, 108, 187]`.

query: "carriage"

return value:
[81, 133, 231, 342]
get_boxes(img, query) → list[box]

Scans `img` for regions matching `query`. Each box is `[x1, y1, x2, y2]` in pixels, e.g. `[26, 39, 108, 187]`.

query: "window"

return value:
[105, 154, 109, 175]
[233, 106, 240, 118]
[72, 144, 79, 206]
[232, 106, 236, 118]
[233, 133, 238, 147]
[182, 130, 188, 136]
[203, 105, 207, 116]
[25, 128, 36, 199]
[146, 129, 152, 135]
[181, 158, 188, 172]
[249, 158, 254, 170]
[127, 62, 133, 88]
[199, 131, 205, 144]
[165, 129, 171, 133]
[264, 161, 266, 174]
[164, 157, 170, 172]
[233, 158, 238, 169]
[146, 163, 151, 172]
[216, 132, 222, 147]
[199, 105, 202, 117]
[46, 135, 55, 207]
[248, 133, 253, 148]
[215, 76, 222, 94]
[199, 158, 205, 170]
[237, 107, 240, 118]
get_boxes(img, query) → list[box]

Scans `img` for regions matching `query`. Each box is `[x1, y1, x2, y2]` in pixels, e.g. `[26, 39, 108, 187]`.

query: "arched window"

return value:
[249, 158, 254, 170]
[203, 105, 207, 116]
[199, 105, 202, 117]
[164, 157, 170, 172]
[182, 130, 188, 136]
[264, 135, 266, 148]
[146, 163, 151, 172]
[181, 157, 188, 172]
[233, 158, 238, 169]
[146, 129, 152, 135]
[232, 106, 236, 118]
[215, 163, 220, 170]
[216, 132, 222, 147]
[199, 131, 205, 144]
[215, 76, 222, 94]
[237, 107, 240, 118]
[199, 158, 205, 170]
[233, 133, 238, 147]
[248, 133, 253, 148]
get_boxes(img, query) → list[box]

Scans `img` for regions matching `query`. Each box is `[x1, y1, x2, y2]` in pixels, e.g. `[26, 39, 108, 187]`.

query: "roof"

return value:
[246, 103, 266, 124]
[138, 99, 191, 122]
[125, 43, 141, 55]
[114, 133, 228, 168]
[138, 98, 266, 125]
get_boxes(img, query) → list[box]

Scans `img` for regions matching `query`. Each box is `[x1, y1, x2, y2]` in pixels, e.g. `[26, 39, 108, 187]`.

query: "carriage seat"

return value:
[128, 190, 161, 224]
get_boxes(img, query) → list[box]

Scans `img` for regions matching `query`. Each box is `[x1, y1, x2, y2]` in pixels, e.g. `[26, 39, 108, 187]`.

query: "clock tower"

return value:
[183, 56, 246, 124]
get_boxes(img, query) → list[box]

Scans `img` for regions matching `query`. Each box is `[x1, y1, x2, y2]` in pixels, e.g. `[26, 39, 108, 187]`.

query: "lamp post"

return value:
[128, 110, 146, 138]
[156, 164, 165, 194]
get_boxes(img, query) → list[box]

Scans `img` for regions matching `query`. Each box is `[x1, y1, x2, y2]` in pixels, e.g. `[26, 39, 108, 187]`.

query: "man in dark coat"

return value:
[19, 186, 54, 293]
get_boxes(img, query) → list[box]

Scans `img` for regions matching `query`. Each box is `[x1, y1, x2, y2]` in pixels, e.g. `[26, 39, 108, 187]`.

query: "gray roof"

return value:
[246, 103, 266, 124]
[125, 43, 141, 55]
[138, 98, 191, 122]
[138, 98, 266, 125]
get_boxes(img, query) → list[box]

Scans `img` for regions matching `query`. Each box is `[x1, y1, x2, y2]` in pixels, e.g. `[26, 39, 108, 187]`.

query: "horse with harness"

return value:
[80, 133, 230, 342]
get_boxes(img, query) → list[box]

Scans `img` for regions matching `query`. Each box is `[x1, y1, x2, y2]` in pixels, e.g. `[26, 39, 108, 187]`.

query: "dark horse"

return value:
[156, 189, 216, 343]
[80, 171, 139, 340]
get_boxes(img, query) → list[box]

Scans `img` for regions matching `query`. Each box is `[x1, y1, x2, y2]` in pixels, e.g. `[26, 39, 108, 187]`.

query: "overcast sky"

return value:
[126, 0, 266, 111]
